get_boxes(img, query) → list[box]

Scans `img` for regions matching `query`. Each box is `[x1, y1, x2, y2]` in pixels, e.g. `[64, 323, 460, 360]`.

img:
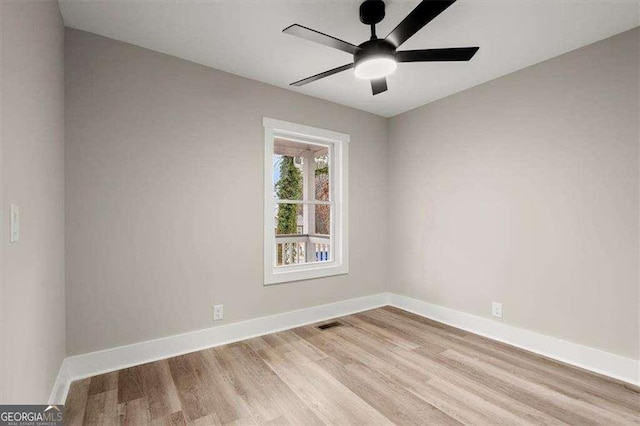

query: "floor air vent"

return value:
[317, 321, 342, 330]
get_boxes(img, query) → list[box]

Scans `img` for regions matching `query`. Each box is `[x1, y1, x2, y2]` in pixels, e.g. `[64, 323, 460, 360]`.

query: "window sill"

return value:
[264, 262, 349, 285]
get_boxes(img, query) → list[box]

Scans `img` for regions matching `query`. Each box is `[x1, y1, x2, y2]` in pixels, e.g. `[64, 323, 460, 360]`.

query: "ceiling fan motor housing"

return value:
[354, 39, 396, 66]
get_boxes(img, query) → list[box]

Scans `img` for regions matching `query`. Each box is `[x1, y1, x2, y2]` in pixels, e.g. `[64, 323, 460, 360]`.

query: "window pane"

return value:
[274, 204, 331, 266]
[273, 153, 303, 201]
[275, 203, 304, 266]
[314, 203, 330, 236]
[311, 205, 331, 262]
[273, 138, 330, 202]
[274, 203, 304, 236]
[315, 153, 330, 202]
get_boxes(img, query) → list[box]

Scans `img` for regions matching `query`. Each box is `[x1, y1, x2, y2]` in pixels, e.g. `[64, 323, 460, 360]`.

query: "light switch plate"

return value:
[10, 204, 19, 243]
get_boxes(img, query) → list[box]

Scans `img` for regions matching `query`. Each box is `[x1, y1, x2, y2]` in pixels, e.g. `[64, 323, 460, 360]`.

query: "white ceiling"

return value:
[59, 0, 639, 117]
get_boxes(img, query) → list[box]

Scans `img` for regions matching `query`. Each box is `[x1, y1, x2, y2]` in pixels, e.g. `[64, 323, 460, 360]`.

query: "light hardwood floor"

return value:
[64, 307, 640, 425]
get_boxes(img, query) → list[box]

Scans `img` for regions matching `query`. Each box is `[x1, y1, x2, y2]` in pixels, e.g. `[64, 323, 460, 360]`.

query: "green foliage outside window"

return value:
[276, 156, 302, 234]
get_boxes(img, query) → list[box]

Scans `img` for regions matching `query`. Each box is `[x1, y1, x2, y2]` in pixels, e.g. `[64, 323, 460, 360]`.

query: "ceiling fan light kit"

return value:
[354, 57, 397, 79]
[283, 0, 479, 95]
[353, 37, 397, 79]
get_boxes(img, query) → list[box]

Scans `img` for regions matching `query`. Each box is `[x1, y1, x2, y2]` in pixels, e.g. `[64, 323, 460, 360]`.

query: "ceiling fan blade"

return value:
[283, 24, 360, 55]
[397, 47, 479, 62]
[386, 0, 456, 48]
[371, 78, 388, 95]
[290, 63, 354, 87]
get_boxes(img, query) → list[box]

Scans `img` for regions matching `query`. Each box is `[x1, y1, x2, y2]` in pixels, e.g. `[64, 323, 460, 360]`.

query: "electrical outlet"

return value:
[492, 302, 503, 318]
[213, 304, 224, 321]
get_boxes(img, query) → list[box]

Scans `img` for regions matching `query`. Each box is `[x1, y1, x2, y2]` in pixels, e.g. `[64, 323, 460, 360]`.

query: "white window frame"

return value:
[263, 117, 349, 285]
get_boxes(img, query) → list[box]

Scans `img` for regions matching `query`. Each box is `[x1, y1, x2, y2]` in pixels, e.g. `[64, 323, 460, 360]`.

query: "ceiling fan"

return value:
[283, 0, 479, 95]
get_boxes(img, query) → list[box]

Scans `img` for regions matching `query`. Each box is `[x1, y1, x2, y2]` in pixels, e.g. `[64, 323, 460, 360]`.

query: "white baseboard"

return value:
[50, 291, 639, 404]
[389, 293, 640, 387]
[49, 292, 391, 404]
[49, 359, 70, 405]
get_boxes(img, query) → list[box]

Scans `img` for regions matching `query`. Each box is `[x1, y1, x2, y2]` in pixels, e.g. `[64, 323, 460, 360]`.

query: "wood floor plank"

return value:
[328, 324, 534, 425]
[381, 306, 470, 335]
[192, 349, 255, 424]
[65, 307, 640, 425]
[118, 367, 144, 404]
[214, 342, 324, 425]
[329, 323, 548, 425]
[276, 330, 328, 364]
[355, 308, 466, 350]
[361, 305, 639, 418]
[263, 353, 393, 425]
[119, 397, 151, 425]
[420, 377, 535, 425]
[443, 349, 636, 425]
[317, 356, 461, 425]
[446, 338, 640, 419]
[290, 325, 364, 366]
[371, 307, 640, 417]
[83, 389, 119, 425]
[396, 345, 565, 425]
[343, 314, 422, 350]
[251, 330, 327, 366]
[459, 333, 640, 410]
[64, 378, 91, 426]
[383, 306, 637, 404]
[213, 344, 284, 423]
[149, 411, 187, 426]
[138, 360, 182, 421]
[167, 354, 217, 423]
[88, 371, 118, 396]
[418, 347, 601, 425]
[235, 342, 322, 425]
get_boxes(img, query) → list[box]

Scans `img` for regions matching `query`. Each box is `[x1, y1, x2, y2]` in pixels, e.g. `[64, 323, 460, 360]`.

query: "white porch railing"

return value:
[275, 234, 330, 266]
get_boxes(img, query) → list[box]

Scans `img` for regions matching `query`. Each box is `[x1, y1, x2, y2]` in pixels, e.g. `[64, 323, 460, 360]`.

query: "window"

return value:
[263, 118, 349, 285]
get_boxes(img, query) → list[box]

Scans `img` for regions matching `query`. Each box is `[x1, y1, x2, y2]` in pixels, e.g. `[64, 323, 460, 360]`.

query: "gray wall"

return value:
[388, 28, 639, 359]
[0, 1, 65, 402]
[65, 29, 389, 356]
[65, 23, 638, 363]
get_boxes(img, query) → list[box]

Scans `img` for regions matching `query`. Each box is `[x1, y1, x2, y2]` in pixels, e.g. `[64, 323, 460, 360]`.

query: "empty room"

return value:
[1, 0, 639, 424]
